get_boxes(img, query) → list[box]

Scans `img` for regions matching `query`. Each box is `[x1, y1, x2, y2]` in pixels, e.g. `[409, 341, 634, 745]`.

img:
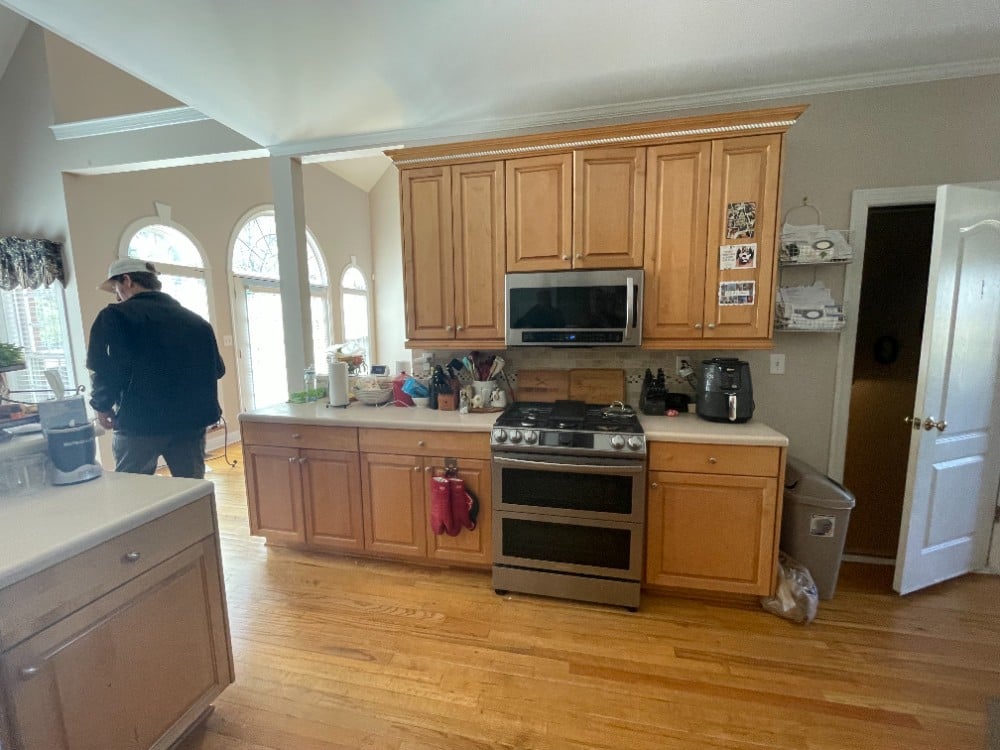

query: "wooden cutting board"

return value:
[515, 368, 624, 404]
[515, 369, 569, 402]
[568, 369, 625, 404]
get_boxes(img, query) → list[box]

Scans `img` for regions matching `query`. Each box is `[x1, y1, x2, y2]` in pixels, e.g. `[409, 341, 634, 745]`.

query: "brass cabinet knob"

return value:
[418, 440, 426, 447]
[694, 323, 702, 329]
[707, 323, 716, 329]
[291, 433, 301, 439]
[708, 457, 718, 464]
[650, 482, 659, 488]
[123, 551, 141, 563]
[19, 665, 41, 680]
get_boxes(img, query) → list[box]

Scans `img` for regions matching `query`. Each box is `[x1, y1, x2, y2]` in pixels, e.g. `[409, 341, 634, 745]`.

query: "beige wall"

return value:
[370, 164, 406, 369]
[44, 32, 183, 123]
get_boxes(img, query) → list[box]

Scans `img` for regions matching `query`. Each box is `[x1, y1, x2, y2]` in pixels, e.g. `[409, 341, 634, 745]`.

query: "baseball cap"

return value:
[99, 258, 159, 292]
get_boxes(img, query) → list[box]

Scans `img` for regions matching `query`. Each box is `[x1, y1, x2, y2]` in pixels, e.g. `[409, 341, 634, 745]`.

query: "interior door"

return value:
[894, 185, 1000, 594]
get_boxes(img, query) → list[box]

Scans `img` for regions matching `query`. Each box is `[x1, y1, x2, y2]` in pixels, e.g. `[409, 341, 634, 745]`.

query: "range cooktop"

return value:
[491, 400, 646, 456]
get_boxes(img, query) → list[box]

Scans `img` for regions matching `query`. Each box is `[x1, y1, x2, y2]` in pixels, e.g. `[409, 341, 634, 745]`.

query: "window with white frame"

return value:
[0, 285, 75, 403]
[126, 223, 211, 322]
[340, 265, 370, 369]
[231, 211, 330, 410]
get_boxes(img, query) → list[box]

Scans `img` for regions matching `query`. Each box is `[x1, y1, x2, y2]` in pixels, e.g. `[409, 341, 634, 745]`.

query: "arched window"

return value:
[231, 210, 330, 410]
[340, 265, 371, 368]
[126, 223, 210, 322]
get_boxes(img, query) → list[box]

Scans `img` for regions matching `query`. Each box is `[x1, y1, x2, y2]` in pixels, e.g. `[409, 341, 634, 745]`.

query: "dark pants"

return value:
[112, 428, 207, 479]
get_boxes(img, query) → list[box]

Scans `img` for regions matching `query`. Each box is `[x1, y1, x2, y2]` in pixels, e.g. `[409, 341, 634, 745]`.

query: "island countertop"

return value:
[0, 473, 213, 589]
[240, 401, 788, 446]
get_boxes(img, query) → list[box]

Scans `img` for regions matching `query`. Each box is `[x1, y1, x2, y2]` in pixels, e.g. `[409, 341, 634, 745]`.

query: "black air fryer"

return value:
[696, 358, 754, 423]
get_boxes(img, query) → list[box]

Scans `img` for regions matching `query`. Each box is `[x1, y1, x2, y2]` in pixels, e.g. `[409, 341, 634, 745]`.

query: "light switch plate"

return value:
[770, 353, 786, 375]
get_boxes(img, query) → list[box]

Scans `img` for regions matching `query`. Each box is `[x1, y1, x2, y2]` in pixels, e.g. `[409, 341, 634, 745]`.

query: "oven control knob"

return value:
[509, 429, 523, 444]
[609, 434, 625, 450]
[523, 430, 538, 444]
[627, 436, 644, 451]
[492, 428, 508, 443]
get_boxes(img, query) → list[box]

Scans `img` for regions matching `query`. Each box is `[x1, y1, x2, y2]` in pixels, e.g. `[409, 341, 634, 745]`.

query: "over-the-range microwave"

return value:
[505, 269, 643, 347]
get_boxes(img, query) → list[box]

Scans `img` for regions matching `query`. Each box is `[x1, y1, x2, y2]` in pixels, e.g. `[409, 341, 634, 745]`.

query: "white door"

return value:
[894, 185, 1000, 594]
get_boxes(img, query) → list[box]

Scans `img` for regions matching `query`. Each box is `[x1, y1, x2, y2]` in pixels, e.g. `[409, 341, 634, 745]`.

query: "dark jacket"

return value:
[87, 291, 225, 435]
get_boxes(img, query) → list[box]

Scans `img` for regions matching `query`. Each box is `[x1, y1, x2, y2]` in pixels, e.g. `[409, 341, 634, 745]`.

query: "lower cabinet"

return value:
[241, 420, 492, 569]
[359, 452, 492, 566]
[243, 423, 364, 551]
[644, 441, 785, 596]
[0, 496, 233, 750]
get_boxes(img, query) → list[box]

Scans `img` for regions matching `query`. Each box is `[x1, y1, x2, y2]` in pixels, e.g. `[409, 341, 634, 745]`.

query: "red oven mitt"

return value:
[448, 475, 477, 534]
[430, 475, 455, 536]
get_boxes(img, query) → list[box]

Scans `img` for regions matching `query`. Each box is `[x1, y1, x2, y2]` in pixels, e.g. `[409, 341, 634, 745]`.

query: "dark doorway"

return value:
[842, 203, 935, 558]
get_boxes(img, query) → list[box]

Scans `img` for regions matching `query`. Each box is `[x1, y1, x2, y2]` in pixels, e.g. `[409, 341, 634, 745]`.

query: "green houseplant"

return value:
[0, 342, 26, 368]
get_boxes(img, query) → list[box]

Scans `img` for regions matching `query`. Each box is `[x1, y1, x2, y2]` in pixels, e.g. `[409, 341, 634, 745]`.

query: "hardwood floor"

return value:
[176, 446, 1000, 750]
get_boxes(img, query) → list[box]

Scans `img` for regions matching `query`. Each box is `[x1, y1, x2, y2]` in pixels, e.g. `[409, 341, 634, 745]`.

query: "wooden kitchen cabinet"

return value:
[506, 147, 645, 272]
[643, 134, 782, 349]
[644, 441, 785, 596]
[359, 428, 492, 568]
[0, 494, 233, 750]
[400, 161, 506, 348]
[242, 423, 364, 552]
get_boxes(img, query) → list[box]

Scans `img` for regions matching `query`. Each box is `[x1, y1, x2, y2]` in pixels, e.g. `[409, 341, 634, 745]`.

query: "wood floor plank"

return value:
[171, 448, 1000, 750]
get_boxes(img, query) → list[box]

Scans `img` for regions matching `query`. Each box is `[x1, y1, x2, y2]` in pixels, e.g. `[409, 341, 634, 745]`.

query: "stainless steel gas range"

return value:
[490, 399, 647, 610]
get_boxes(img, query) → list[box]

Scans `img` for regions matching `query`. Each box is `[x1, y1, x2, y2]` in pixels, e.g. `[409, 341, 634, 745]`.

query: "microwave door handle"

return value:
[625, 276, 634, 332]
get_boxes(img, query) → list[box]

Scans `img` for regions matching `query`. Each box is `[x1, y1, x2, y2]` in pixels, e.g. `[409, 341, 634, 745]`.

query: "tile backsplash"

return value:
[424, 347, 701, 407]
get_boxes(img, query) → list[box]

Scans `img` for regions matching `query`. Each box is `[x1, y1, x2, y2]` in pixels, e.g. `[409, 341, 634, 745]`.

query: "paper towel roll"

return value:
[328, 361, 350, 407]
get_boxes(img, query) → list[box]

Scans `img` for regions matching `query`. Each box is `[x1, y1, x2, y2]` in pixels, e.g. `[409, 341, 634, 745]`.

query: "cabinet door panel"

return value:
[705, 134, 781, 340]
[243, 444, 305, 544]
[401, 167, 455, 339]
[452, 161, 506, 341]
[302, 449, 364, 552]
[646, 471, 777, 595]
[361, 453, 427, 558]
[574, 147, 645, 268]
[643, 142, 711, 340]
[2, 539, 230, 750]
[506, 154, 572, 271]
[425, 457, 492, 566]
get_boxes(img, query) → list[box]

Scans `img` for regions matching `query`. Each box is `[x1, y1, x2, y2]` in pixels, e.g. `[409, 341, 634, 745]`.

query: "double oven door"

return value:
[492, 451, 646, 581]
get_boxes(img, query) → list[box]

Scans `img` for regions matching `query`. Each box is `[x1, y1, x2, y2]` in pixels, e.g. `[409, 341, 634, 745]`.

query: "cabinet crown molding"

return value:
[387, 105, 807, 167]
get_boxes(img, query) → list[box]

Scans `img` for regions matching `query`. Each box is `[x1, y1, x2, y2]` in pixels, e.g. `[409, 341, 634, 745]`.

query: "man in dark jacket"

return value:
[87, 258, 225, 478]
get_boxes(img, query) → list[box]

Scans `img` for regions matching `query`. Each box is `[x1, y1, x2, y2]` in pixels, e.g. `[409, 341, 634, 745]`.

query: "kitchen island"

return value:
[0, 473, 234, 750]
[240, 401, 789, 597]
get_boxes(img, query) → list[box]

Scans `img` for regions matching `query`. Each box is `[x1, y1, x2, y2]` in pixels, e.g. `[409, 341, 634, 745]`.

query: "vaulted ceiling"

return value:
[3, 0, 1000, 188]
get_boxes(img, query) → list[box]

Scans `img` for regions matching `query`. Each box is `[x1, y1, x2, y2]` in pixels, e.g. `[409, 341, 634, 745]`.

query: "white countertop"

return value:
[639, 412, 788, 446]
[241, 401, 787, 446]
[241, 401, 500, 432]
[0, 473, 213, 589]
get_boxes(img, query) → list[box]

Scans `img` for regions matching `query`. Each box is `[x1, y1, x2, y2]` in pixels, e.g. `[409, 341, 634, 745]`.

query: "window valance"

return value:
[0, 236, 65, 290]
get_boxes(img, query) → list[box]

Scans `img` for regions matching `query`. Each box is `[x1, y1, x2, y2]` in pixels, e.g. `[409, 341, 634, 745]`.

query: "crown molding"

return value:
[49, 105, 209, 141]
[270, 57, 1000, 161]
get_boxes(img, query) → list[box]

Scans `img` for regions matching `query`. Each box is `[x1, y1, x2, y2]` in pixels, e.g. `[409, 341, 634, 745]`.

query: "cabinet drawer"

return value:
[358, 428, 490, 460]
[648, 442, 780, 477]
[241, 421, 358, 451]
[0, 495, 215, 651]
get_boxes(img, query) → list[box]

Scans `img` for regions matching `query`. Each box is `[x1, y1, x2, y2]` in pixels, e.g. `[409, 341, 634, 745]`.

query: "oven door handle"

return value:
[493, 455, 646, 475]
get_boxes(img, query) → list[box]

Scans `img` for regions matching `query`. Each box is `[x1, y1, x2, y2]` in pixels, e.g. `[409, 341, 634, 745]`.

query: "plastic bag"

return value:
[760, 552, 819, 624]
[401, 376, 429, 398]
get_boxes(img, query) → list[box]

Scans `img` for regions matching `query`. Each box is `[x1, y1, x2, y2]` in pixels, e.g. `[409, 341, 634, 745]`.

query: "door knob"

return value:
[923, 417, 947, 432]
[904, 416, 921, 430]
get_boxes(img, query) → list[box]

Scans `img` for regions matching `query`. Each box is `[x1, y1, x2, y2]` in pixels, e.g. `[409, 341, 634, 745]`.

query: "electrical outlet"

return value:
[675, 355, 691, 374]
[770, 353, 786, 375]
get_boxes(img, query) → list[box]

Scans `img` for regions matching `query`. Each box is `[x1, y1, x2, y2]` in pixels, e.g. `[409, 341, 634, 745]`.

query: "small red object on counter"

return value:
[666, 408, 680, 417]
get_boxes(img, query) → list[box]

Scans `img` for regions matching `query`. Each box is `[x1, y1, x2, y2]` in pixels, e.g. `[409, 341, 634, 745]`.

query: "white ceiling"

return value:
[2, 0, 1000, 190]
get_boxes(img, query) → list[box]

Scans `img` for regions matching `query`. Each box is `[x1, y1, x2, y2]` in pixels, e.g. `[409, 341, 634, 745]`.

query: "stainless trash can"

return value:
[780, 457, 856, 600]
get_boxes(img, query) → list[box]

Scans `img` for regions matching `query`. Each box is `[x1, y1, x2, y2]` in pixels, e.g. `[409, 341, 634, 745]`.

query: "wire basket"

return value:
[354, 388, 393, 406]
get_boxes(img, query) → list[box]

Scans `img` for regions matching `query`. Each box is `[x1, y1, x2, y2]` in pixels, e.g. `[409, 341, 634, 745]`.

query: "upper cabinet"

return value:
[505, 147, 645, 271]
[388, 105, 804, 350]
[643, 134, 782, 348]
[400, 162, 506, 347]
